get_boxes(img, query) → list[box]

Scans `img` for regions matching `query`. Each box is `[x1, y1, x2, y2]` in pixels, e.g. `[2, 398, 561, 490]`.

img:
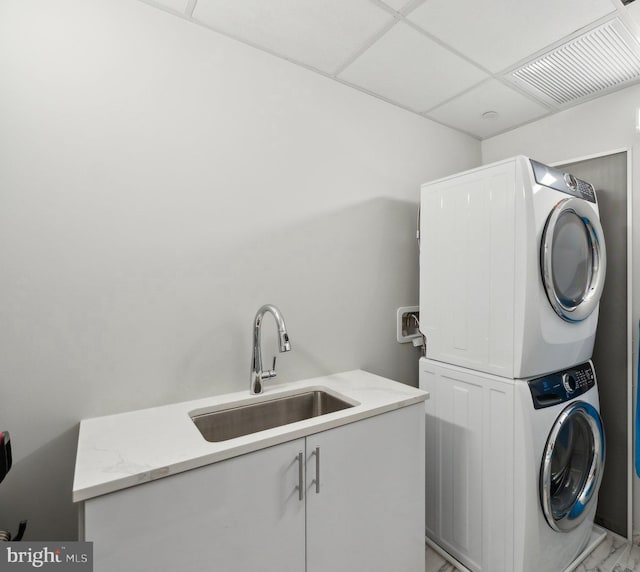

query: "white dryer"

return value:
[420, 358, 605, 572]
[420, 156, 606, 378]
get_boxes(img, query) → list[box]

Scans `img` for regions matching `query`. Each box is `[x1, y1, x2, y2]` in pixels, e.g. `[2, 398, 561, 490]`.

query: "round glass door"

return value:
[540, 401, 605, 532]
[541, 198, 606, 322]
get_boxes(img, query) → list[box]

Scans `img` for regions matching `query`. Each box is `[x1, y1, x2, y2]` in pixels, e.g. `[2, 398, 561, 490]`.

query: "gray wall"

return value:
[0, 0, 480, 539]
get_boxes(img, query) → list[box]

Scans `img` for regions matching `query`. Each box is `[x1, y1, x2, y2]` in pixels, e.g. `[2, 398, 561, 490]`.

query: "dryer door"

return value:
[541, 197, 606, 322]
[540, 401, 605, 532]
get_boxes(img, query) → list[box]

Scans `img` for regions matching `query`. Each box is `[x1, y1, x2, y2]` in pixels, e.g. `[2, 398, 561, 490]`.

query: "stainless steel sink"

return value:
[191, 390, 354, 442]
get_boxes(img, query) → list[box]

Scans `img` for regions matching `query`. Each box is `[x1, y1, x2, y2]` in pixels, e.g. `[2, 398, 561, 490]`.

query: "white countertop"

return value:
[73, 370, 428, 502]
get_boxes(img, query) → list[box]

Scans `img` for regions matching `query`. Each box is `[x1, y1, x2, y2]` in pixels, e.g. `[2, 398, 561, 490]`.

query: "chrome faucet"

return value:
[250, 304, 291, 394]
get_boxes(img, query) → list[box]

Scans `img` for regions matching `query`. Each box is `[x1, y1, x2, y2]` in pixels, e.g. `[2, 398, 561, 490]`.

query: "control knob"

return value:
[564, 173, 578, 191]
[562, 373, 577, 394]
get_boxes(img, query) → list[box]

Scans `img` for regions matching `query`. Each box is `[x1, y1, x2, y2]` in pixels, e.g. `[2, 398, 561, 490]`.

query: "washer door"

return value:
[541, 197, 606, 322]
[540, 401, 605, 532]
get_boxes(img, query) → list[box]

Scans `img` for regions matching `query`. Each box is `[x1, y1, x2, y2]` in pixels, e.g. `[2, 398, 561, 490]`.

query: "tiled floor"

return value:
[425, 545, 460, 572]
[614, 535, 640, 572]
[575, 532, 629, 572]
[425, 531, 637, 572]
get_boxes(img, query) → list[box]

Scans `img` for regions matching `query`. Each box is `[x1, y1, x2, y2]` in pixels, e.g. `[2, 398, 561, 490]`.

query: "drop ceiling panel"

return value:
[620, 1, 640, 35]
[192, 0, 395, 74]
[143, 0, 190, 13]
[338, 22, 489, 112]
[377, 0, 416, 13]
[426, 80, 550, 139]
[407, 0, 616, 72]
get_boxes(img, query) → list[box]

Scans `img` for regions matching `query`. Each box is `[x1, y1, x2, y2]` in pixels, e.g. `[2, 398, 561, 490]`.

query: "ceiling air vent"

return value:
[507, 18, 640, 107]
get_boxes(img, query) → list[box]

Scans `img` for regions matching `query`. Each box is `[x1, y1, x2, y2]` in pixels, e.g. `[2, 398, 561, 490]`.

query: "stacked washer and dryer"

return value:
[418, 156, 607, 572]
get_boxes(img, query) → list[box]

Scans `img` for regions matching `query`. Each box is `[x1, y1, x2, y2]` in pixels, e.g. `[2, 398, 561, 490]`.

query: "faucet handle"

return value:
[261, 356, 277, 381]
[268, 355, 277, 377]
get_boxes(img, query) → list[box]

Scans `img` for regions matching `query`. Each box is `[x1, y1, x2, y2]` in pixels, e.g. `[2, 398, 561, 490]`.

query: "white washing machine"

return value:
[420, 156, 606, 378]
[420, 357, 605, 572]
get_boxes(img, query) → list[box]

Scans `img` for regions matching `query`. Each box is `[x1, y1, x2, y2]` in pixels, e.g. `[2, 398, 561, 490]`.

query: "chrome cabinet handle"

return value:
[313, 447, 320, 494]
[297, 451, 304, 501]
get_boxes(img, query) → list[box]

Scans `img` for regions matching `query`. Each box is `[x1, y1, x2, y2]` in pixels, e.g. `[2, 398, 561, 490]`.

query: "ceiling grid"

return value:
[137, 0, 640, 139]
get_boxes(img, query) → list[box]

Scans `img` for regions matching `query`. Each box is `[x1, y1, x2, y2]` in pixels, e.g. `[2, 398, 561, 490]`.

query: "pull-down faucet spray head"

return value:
[278, 330, 291, 353]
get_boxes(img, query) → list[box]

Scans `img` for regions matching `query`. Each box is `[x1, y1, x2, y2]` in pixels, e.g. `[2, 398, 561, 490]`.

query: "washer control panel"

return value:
[530, 159, 596, 203]
[528, 362, 596, 409]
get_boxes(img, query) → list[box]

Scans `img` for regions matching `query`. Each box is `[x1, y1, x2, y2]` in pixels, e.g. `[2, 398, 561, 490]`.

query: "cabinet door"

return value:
[421, 363, 514, 572]
[435, 372, 484, 570]
[305, 404, 425, 572]
[83, 438, 306, 572]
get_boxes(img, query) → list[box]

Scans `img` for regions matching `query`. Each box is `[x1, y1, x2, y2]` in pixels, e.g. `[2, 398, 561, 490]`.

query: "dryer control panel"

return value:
[528, 362, 596, 409]
[530, 159, 596, 203]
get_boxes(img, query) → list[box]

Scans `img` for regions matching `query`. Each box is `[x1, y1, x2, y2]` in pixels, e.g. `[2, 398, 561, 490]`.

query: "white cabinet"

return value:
[421, 362, 514, 572]
[306, 404, 425, 572]
[83, 437, 306, 572]
[81, 404, 424, 572]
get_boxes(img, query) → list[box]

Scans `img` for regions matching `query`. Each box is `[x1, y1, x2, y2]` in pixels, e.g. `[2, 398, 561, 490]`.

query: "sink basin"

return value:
[191, 390, 354, 442]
